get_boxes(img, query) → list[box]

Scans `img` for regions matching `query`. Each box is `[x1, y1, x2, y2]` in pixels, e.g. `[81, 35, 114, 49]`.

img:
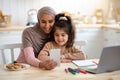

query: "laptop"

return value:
[83, 46, 120, 74]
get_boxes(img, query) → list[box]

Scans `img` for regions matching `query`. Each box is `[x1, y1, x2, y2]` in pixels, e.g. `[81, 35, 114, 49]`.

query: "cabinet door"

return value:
[0, 31, 22, 44]
[75, 28, 104, 59]
[104, 28, 120, 47]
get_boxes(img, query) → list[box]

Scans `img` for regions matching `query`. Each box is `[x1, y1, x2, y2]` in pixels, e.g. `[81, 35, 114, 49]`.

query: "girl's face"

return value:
[39, 14, 54, 34]
[54, 29, 68, 47]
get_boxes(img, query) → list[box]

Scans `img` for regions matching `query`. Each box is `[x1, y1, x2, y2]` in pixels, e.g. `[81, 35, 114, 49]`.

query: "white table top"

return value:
[0, 61, 120, 80]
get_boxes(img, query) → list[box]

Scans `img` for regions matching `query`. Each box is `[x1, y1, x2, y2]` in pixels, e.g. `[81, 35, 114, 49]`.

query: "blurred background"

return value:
[0, 0, 120, 26]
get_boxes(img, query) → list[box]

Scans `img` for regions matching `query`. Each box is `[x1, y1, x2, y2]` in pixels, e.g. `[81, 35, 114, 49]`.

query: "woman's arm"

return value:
[17, 28, 57, 69]
[23, 47, 57, 70]
[23, 47, 41, 67]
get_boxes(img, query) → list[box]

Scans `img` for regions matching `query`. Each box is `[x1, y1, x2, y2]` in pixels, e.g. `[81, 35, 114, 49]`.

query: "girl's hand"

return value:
[60, 55, 72, 63]
[39, 55, 50, 61]
[60, 55, 65, 59]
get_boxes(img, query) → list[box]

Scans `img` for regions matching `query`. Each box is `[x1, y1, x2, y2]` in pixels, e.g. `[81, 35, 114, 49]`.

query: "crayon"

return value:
[75, 69, 80, 73]
[64, 68, 68, 73]
[79, 69, 87, 74]
[68, 67, 76, 72]
[77, 68, 88, 74]
[68, 68, 76, 75]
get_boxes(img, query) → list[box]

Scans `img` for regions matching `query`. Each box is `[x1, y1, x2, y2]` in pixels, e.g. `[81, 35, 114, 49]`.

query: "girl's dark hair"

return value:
[50, 13, 75, 48]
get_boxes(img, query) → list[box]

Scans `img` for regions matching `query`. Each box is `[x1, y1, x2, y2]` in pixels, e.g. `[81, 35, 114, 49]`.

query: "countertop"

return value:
[0, 24, 120, 31]
[0, 26, 27, 31]
[75, 24, 120, 30]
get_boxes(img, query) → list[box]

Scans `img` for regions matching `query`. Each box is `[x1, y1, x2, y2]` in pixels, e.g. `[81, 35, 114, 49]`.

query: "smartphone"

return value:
[50, 49, 60, 66]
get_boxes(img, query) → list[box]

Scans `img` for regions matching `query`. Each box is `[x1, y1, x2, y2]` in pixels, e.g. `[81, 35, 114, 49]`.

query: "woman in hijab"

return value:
[17, 6, 57, 70]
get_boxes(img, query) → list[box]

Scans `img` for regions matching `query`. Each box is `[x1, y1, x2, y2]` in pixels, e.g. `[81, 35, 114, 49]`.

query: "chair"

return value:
[0, 43, 22, 64]
[74, 40, 87, 59]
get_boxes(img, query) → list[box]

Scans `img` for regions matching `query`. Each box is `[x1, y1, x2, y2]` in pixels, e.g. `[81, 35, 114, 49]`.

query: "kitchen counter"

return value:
[0, 24, 120, 31]
[0, 26, 27, 31]
[102, 24, 120, 30]
[76, 24, 120, 30]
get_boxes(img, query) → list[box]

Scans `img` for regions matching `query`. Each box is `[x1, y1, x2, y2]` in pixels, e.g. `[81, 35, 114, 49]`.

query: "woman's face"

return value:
[54, 29, 68, 46]
[39, 14, 55, 34]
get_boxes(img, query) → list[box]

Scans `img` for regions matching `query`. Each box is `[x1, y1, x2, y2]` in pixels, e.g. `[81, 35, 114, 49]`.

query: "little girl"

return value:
[38, 13, 85, 63]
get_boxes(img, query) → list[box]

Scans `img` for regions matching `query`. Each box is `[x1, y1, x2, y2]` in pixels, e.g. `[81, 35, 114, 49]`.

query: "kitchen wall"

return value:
[0, 0, 116, 26]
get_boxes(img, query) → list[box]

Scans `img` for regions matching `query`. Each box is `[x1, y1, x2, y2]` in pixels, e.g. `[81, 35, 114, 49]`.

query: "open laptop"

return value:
[83, 46, 120, 74]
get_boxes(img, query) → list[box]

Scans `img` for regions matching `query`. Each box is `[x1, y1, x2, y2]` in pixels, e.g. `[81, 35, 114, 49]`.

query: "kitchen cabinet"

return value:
[75, 28, 104, 59]
[0, 26, 25, 44]
[103, 28, 120, 47]
[75, 26, 120, 59]
[0, 31, 22, 44]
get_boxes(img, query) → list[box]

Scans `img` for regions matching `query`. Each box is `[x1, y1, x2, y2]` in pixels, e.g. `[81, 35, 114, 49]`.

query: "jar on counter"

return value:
[106, 3, 116, 24]
[95, 9, 104, 24]
[91, 16, 97, 24]
[0, 10, 5, 23]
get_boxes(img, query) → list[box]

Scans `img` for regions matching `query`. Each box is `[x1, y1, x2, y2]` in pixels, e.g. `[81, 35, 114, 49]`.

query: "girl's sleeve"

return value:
[64, 46, 85, 60]
[38, 42, 51, 60]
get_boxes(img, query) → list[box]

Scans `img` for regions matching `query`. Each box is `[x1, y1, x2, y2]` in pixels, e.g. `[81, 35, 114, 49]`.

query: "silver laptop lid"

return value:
[96, 46, 120, 73]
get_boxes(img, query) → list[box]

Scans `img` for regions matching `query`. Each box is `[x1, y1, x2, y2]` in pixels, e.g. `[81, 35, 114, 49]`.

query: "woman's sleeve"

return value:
[23, 47, 40, 67]
[22, 29, 33, 48]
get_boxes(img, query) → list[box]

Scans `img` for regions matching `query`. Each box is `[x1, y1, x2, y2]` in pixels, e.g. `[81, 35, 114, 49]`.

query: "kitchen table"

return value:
[0, 60, 120, 80]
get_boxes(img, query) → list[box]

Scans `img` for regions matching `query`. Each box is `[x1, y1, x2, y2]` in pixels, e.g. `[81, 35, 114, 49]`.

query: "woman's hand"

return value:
[39, 59, 57, 70]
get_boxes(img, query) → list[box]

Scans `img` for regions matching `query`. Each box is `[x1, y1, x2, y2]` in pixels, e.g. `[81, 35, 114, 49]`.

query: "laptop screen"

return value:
[96, 46, 120, 73]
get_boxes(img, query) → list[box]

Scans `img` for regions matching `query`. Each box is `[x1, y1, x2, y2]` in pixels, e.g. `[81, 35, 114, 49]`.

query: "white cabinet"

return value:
[0, 31, 22, 44]
[75, 27, 120, 59]
[103, 28, 120, 47]
[75, 28, 104, 59]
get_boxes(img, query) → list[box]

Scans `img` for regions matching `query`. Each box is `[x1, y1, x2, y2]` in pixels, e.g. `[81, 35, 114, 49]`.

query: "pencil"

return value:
[64, 68, 68, 73]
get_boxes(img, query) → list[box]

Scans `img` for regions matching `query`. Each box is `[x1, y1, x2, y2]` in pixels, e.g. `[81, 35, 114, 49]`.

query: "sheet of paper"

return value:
[50, 49, 60, 66]
[72, 60, 96, 67]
